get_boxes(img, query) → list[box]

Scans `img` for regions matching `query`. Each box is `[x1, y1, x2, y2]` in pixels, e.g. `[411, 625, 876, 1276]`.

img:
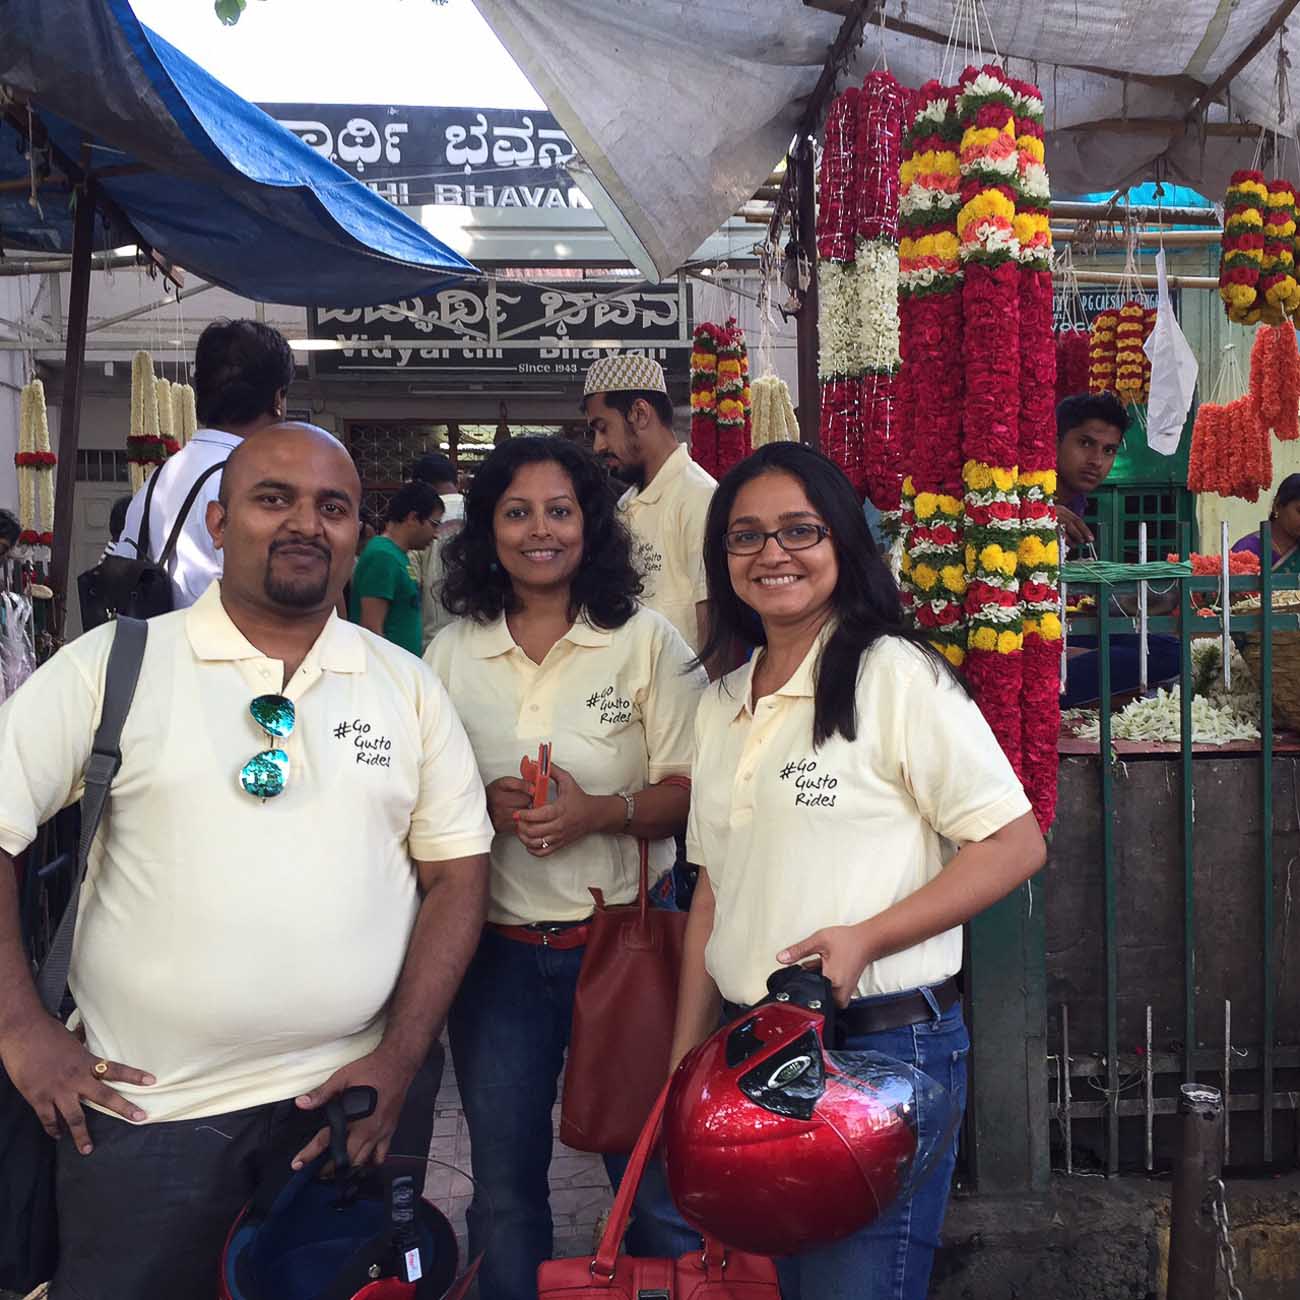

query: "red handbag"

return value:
[538, 1082, 781, 1299]
[560, 839, 687, 1153]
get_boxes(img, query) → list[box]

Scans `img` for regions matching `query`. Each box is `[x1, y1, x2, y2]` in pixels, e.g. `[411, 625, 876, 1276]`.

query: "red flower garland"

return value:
[1054, 328, 1090, 405]
[817, 91, 859, 262]
[14, 451, 56, 468]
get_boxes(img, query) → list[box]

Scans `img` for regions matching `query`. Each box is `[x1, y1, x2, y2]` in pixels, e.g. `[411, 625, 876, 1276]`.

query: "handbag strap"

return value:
[592, 1079, 673, 1279]
[34, 617, 148, 1013]
[124, 457, 167, 559]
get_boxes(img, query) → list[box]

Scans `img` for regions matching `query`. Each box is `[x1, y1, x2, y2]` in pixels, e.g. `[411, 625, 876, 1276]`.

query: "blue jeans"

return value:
[448, 924, 698, 1300]
[775, 991, 969, 1300]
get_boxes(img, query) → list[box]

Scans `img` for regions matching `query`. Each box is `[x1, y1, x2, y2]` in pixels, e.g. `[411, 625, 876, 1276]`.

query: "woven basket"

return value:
[1242, 629, 1300, 731]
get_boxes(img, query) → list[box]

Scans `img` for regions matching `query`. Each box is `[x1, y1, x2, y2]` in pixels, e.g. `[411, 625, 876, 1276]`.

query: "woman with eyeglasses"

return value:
[424, 436, 706, 1300]
[668, 442, 1046, 1300]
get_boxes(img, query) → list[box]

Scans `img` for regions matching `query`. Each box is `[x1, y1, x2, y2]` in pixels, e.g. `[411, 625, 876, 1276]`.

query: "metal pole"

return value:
[1260, 519, 1276, 1161]
[49, 175, 97, 637]
[794, 140, 820, 447]
[1221, 521, 1232, 691]
[1179, 522, 1197, 1086]
[1138, 521, 1149, 694]
[1167, 1083, 1224, 1300]
[1099, 569, 1119, 1174]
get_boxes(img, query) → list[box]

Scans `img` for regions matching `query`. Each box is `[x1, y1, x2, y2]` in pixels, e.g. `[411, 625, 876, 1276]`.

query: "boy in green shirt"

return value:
[350, 481, 443, 654]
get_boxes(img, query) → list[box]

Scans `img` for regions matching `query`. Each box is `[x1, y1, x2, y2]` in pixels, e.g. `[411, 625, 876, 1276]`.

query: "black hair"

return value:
[696, 442, 962, 747]
[1273, 474, 1300, 515]
[581, 387, 675, 428]
[410, 452, 457, 488]
[1056, 392, 1128, 440]
[442, 436, 642, 628]
[109, 495, 132, 543]
[0, 508, 19, 546]
[385, 481, 443, 526]
[193, 319, 295, 428]
[359, 505, 379, 534]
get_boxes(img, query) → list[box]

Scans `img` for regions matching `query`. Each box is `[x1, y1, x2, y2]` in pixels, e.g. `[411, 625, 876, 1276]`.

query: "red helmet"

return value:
[663, 982, 957, 1256]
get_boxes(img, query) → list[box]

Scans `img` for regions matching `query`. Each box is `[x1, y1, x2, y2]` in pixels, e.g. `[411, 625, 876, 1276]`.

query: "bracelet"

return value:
[619, 791, 636, 830]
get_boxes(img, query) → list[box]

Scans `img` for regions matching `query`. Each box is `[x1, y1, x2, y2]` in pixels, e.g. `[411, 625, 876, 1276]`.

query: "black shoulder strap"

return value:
[157, 461, 227, 568]
[128, 458, 168, 560]
[35, 617, 149, 1013]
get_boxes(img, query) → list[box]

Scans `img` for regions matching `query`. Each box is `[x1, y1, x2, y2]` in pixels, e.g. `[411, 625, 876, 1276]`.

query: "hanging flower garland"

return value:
[750, 374, 799, 446]
[127, 351, 167, 492]
[956, 64, 1024, 774]
[855, 72, 909, 521]
[898, 81, 965, 659]
[1220, 170, 1268, 324]
[689, 323, 722, 477]
[1260, 179, 1300, 323]
[1114, 301, 1149, 405]
[1249, 322, 1300, 441]
[1055, 328, 1090, 404]
[1010, 73, 1059, 830]
[14, 378, 55, 554]
[156, 377, 182, 460]
[715, 319, 752, 475]
[1087, 310, 1119, 393]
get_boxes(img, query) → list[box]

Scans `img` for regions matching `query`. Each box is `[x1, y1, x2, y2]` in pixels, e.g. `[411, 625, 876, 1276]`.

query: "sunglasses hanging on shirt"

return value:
[240, 694, 295, 800]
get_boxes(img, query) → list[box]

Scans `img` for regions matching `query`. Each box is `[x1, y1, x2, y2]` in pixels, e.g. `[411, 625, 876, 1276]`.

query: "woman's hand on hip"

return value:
[777, 923, 878, 1009]
[485, 776, 531, 834]
[514, 762, 618, 857]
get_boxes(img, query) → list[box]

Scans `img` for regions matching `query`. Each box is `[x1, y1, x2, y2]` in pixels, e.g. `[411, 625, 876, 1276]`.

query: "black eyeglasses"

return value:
[724, 523, 831, 556]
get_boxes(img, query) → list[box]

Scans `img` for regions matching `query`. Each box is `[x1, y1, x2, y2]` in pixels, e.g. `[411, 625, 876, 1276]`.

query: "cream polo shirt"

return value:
[0, 583, 493, 1122]
[687, 633, 1031, 1006]
[426, 607, 706, 926]
[619, 445, 717, 654]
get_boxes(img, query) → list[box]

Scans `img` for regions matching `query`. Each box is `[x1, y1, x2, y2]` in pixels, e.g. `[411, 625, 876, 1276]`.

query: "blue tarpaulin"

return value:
[0, 0, 477, 305]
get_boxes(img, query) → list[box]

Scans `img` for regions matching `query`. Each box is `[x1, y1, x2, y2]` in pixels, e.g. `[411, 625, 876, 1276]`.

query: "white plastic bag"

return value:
[1143, 249, 1198, 455]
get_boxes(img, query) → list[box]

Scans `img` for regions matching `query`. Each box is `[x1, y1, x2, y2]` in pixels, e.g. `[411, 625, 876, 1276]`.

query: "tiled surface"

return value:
[423, 1042, 613, 1264]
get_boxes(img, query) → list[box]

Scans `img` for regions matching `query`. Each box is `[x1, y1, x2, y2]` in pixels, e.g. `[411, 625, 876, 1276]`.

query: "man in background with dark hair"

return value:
[110, 318, 295, 608]
[351, 481, 444, 655]
[1054, 391, 1128, 547]
[0, 507, 19, 564]
[1054, 392, 1180, 705]
[583, 354, 719, 670]
[410, 451, 464, 649]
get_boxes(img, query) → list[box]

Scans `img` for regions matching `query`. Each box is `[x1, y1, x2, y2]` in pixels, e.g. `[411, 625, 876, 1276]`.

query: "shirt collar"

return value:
[189, 428, 243, 450]
[728, 623, 832, 720]
[465, 613, 614, 659]
[626, 443, 688, 507]
[185, 581, 367, 673]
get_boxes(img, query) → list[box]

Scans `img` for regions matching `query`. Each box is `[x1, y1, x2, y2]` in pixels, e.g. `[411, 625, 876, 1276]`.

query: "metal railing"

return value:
[1047, 520, 1300, 1177]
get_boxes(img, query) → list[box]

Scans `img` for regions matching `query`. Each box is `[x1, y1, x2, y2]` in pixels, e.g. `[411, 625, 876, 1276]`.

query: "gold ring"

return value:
[92, 1060, 110, 1077]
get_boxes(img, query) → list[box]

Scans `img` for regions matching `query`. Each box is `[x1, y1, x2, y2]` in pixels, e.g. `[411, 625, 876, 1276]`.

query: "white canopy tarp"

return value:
[472, 0, 1300, 278]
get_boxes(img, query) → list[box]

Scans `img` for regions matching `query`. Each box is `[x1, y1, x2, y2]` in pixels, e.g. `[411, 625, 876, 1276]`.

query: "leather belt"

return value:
[725, 976, 961, 1036]
[488, 919, 592, 949]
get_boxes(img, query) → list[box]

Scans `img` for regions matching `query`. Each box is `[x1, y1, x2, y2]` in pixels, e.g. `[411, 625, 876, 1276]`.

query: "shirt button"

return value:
[529, 704, 540, 713]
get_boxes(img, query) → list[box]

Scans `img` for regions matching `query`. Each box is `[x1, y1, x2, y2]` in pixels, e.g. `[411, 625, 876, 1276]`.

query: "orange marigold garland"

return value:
[1250, 322, 1300, 441]
[1088, 310, 1118, 393]
[1220, 170, 1267, 324]
[716, 319, 752, 475]
[1114, 301, 1148, 406]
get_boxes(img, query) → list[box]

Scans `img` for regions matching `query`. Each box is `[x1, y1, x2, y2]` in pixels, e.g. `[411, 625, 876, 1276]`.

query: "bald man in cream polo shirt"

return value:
[0, 424, 492, 1300]
[583, 354, 720, 674]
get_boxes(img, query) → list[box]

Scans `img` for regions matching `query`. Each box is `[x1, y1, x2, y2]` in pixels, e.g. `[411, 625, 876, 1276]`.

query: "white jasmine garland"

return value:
[856, 239, 901, 374]
[957, 74, 1015, 110]
[818, 260, 859, 379]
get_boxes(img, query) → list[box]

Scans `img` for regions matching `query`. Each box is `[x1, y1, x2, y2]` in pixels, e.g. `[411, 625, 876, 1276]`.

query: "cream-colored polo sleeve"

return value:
[888, 641, 1032, 844]
[683, 686, 717, 868]
[676, 487, 711, 605]
[407, 663, 494, 862]
[640, 613, 708, 785]
[0, 630, 111, 857]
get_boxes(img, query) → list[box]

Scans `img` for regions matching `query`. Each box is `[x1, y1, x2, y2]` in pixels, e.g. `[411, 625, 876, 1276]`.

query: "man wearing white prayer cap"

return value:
[582, 353, 720, 672]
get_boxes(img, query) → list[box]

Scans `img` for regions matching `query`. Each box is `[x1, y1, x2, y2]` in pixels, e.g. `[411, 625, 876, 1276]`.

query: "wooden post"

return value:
[49, 175, 96, 638]
[794, 139, 820, 447]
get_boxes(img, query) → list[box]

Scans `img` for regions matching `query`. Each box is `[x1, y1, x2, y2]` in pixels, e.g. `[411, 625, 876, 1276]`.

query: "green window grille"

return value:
[1081, 486, 1197, 563]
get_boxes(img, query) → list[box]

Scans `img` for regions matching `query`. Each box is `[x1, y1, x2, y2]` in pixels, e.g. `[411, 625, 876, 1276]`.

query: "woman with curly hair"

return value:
[425, 436, 706, 1300]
